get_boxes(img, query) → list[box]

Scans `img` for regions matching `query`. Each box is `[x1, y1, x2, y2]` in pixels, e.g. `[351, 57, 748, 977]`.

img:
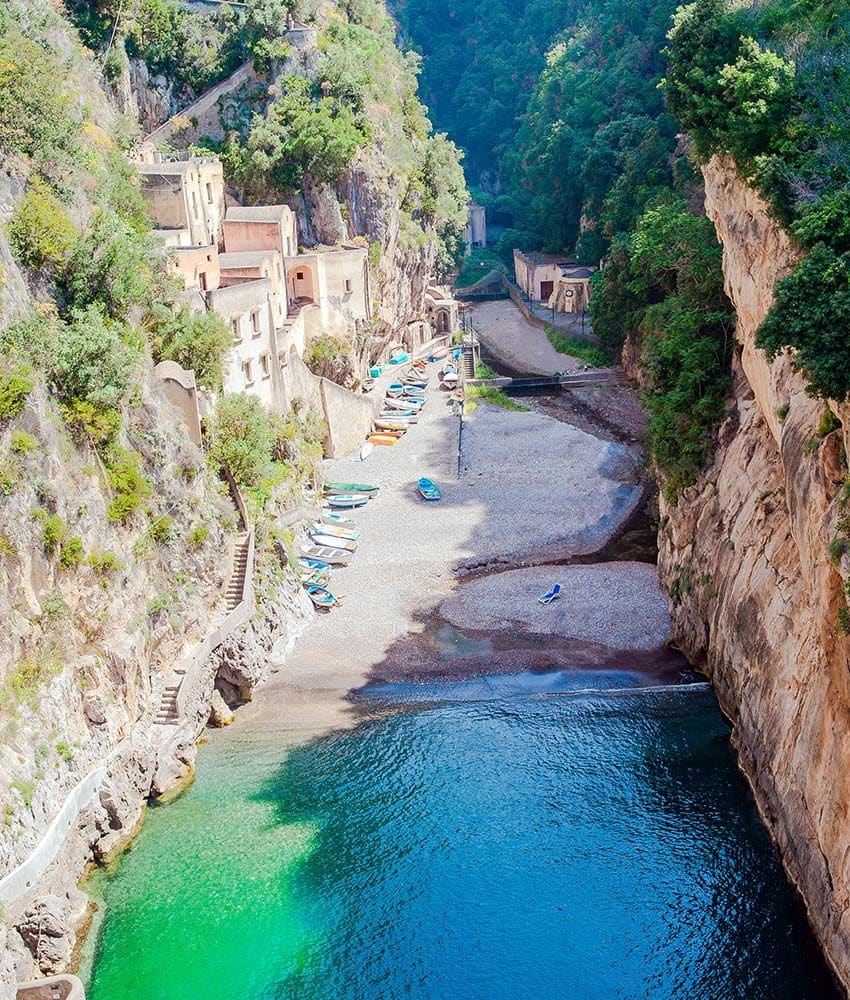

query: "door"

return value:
[539, 280, 554, 302]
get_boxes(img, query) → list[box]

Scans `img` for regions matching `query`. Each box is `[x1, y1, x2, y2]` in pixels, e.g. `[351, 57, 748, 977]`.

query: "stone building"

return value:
[218, 250, 288, 329]
[137, 153, 225, 247]
[425, 285, 459, 335]
[464, 202, 487, 254]
[205, 279, 284, 410]
[285, 246, 371, 333]
[223, 205, 299, 264]
[513, 250, 596, 313]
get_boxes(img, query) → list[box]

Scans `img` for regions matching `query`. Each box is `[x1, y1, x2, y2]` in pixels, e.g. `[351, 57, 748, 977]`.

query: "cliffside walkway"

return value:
[154, 471, 255, 725]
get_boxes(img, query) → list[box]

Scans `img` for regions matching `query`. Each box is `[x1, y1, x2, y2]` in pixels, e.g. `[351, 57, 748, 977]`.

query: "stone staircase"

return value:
[461, 341, 476, 380]
[153, 472, 253, 726]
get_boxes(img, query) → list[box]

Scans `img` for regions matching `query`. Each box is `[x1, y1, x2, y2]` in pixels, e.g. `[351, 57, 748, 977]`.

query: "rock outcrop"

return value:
[658, 155, 850, 990]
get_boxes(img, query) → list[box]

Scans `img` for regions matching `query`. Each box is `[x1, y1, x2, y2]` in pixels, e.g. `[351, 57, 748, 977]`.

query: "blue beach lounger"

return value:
[538, 583, 562, 605]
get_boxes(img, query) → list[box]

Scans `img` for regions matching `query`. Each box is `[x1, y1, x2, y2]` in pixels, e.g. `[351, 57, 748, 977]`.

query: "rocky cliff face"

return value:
[659, 155, 850, 990]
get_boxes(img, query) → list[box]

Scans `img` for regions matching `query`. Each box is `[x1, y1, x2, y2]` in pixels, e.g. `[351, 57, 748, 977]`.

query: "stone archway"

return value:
[290, 263, 316, 304]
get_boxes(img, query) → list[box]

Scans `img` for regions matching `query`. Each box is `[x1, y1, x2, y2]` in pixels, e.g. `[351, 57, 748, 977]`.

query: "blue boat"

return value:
[418, 477, 442, 501]
[387, 382, 405, 397]
[299, 557, 331, 573]
[538, 583, 562, 605]
[307, 585, 336, 608]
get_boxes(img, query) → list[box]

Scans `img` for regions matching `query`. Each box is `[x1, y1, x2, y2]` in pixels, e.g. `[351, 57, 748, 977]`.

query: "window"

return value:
[206, 182, 213, 203]
[344, 279, 352, 293]
[296, 271, 304, 280]
[231, 318, 240, 343]
[251, 310, 261, 336]
[260, 353, 270, 379]
[242, 360, 253, 385]
[276, 262, 283, 282]
[191, 192, 199, 220]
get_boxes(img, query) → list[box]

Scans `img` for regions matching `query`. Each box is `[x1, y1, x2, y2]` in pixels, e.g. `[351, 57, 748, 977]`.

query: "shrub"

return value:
[61, 400, 122, 446]
[544, 327, 609, 367]
[7, 181, 77, 272]
[0, 363, 35, 420]
[10, 780, 35, 810]
[0, 457, 20, 495]
[10, 430, 38, 453]
[465, 386, 528, 412]
[87, 550, 123, 576]
[188, 523, 209, 548]
[0, 533, 15, 558]
[829, 537, 849, 566]
[206, 393, 277, 488]
[817, 409, 841, 439]
[149, 514, 173, 543]
[41, 514, 66, 555]
[105, 447, 152, 523]
[0, 652, 61, 715]
[55, 740, 74, 762]
[41, 590, 67, 621]
[59, 536, 85, 570]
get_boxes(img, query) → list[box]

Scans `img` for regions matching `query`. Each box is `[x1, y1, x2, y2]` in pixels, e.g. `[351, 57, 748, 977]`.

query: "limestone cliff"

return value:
[659, 155, 850, 989]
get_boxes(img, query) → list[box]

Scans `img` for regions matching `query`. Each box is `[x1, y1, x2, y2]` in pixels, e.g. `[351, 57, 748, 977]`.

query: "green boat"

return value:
[323, 482, 380, 497]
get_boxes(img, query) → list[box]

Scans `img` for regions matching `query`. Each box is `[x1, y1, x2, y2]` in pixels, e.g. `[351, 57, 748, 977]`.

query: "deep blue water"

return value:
[85, 684, 836, 999]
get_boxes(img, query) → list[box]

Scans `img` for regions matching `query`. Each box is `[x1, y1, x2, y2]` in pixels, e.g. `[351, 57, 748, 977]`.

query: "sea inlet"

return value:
[82, 676, 837, 1000]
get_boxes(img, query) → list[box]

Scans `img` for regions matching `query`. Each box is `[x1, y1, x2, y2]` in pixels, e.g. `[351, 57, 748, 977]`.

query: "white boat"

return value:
[301, 543, 352, 565]
[309, 521, 359, 541]
[309, 532, 358, 552]
[358, 441, 374, 462]
[384, 396, 422, 412]
[379, 410, 418, 422]
[321, 512, 355, 528]
[442, 371, 460, 387]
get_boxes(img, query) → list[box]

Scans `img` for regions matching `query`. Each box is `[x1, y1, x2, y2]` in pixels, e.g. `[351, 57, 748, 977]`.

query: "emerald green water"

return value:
[84, 683, 837, 999]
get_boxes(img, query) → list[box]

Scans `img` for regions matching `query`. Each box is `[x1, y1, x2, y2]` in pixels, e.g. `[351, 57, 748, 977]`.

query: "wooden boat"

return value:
[301, 568, 330, 588]
[324, 493, 369, 509]
[402, 385, 426, 396]
[309, 532, 358, 552]
[300, 543, 352, 565]
[324, 482, 379, 497]
[429, 346, 450, 361]
[418, 477, 442, 501]
[321, 512, 355, 528]
[384, 396, 422, 412]
[442, 372, 460, 387]
[538, 583, 562, 605]
[358, 441, 374, 462]
[309, 521, 359, 541]
[386, 382, 405, 397]
[361, 378, 376, 393]
[375, 419, 409, 432]
[307, 585, 336, 608]
[402, 378, 428, 390]
[299, 556, 331, 573]
[368, 433, 399, 446]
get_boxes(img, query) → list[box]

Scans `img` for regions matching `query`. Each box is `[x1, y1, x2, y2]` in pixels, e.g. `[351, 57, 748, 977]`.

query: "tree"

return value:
[147, 305, 232, 392]
[206, 393, 277, 487]
[49, 306, 139, 410]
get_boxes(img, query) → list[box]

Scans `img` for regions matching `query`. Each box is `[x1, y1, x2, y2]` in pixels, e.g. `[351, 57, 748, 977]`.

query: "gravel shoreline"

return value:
[226, 331, 668, 742]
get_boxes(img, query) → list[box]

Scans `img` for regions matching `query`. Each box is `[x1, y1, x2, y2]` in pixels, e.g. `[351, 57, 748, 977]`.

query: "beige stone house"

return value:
[425, 285, 459, 335]
[513, 250, 596, 313]
[137, 153, 225, 248]
[169, 244, 221, 293]
[223, 205, 298, 264]
[285, 246, 371, 333]
[218, 250, 288, 329]
[206, 279, 285, 410]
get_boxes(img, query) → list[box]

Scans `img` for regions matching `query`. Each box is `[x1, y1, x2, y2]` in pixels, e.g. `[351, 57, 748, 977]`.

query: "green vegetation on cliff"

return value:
[664, 0, 850, 400]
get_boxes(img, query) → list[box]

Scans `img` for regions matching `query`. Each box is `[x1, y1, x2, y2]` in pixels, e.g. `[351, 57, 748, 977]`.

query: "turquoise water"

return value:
[85, 684, 836, 999]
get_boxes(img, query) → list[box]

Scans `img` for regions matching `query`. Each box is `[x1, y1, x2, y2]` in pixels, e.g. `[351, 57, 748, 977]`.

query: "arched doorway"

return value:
[290, 263, 316, 304]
